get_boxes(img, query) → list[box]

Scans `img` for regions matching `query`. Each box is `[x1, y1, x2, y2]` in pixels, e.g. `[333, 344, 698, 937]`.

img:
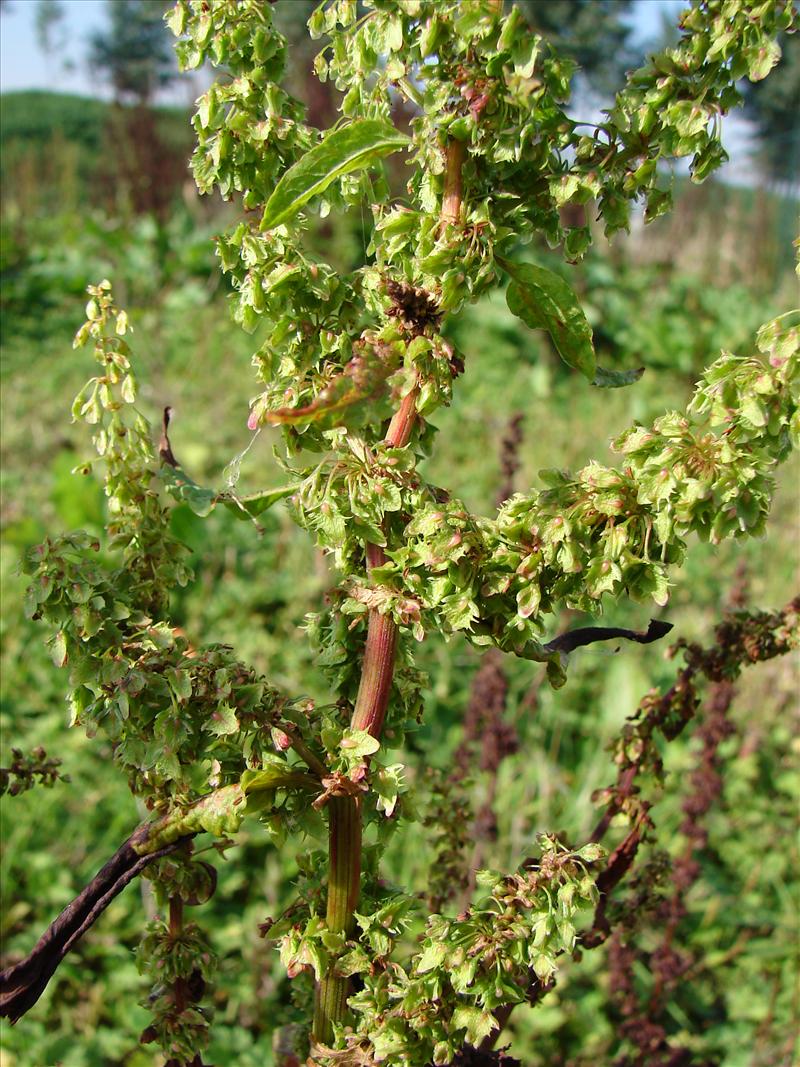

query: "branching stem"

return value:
[289, 735, 328, 779]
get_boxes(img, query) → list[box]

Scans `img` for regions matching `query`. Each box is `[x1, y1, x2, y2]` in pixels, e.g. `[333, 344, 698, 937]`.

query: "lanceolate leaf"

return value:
[498, 257, 596, 380]
[159, 465, 293, 520]
[593, 365, 645, 388]
[240, 765, 318, 795]
[159, 465, 217, 517]
[221, 485, 295, 521]
[260, 120, 410, 230]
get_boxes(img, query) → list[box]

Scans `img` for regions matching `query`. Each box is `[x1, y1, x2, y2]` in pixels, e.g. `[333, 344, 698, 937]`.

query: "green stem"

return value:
[312, 797, 362, 1045]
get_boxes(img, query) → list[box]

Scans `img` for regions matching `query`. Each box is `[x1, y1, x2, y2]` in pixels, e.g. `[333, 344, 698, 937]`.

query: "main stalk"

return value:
[312, 140, 466, 1047]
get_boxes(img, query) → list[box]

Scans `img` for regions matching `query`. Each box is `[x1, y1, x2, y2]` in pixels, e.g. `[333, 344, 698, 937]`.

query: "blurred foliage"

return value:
[0, 91, 194, 218]
[0, 90, 108, 160]
[579, 254, 786, 376]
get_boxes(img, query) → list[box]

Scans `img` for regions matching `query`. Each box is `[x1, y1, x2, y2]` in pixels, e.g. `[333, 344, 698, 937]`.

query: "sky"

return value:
[0, 0, 198, 104]
[0, 0, 757, 183]
[1, 0, 108, 98]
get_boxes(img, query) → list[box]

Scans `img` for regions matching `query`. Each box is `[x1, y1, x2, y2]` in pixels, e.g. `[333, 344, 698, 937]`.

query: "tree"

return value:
[744, 29, 800, 185]
[89, 0, 176, 106]
[2, 2, 798, 1065]
[34, 0, 66, 59]
[34, 0, 74, 80]
[273, 0, 342, 129]
[513, 0, 637, 93]
[89, 0, 186, 217]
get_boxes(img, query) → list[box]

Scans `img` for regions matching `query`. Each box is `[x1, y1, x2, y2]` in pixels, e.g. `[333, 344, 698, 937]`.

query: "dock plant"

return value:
[2, 2, 798, 1064]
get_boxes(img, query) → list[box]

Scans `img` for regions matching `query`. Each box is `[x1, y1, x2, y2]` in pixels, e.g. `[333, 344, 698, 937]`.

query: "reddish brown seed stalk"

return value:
[313, 137, 467, 1046]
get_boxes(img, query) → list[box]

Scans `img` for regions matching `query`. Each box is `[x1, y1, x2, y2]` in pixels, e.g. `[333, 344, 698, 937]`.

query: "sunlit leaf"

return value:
[266, 344, 400, 429]
[451, 1005, 496, 1047]
[260, 120, 409, 230]
[159, 466, 217, 517]
[498, 258, 596, 380]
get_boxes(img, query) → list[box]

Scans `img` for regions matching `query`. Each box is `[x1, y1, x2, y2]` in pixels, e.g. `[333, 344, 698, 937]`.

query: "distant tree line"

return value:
[6, 0, 796, 188]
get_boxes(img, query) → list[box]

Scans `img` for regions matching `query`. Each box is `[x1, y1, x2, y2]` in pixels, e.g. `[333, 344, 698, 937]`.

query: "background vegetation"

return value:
[1, 2, 797, 1065]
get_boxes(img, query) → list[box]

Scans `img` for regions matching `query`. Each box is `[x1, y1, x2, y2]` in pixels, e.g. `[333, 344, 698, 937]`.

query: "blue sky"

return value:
[1, 0, 108, 97]
[0, 0, 196, 103]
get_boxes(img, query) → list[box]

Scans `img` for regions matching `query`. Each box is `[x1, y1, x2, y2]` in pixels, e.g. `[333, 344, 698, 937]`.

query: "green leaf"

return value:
[592, 365, 645, 388]
[576, 842, 606, 863]
[208, 702, 239, 736]
[142, 784, 249, 849]
[373, 763, 405, 816]
[498, 258, 596, 379]
[451, 1005, 496, 1047]
[166, 667, 192, 702]
[51, 631, 68, 668]
[265, 344, 400, 429]
[241, 764, 317, 794]
[532, 951, 557, 979]
[745, 39, 781, 81]
[442, 594, 479, 631]
[339, 729, 380, 761]
[222, 485, 295, 520]
[120, 374, 137, 403]
[260, 120, 409, 230]
[517, 582, 541, 619]
[740, 393, 766, 428]
[416, 940, 448, 973]
[165, 3, 186, 36]
[161, 465, 293, 521]
[187, 785, 247, 838]
[159, 466, 217, 517]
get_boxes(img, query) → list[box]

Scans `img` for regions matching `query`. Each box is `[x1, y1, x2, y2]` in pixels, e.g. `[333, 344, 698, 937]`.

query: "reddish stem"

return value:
[441, 138, 466, 228]
[386, 386, 419, 450]
[169, 896, 187, 1014]
[351, 611, 399, 737]
[313, 137, 466, 1047]
[350, 384, 420, 737]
